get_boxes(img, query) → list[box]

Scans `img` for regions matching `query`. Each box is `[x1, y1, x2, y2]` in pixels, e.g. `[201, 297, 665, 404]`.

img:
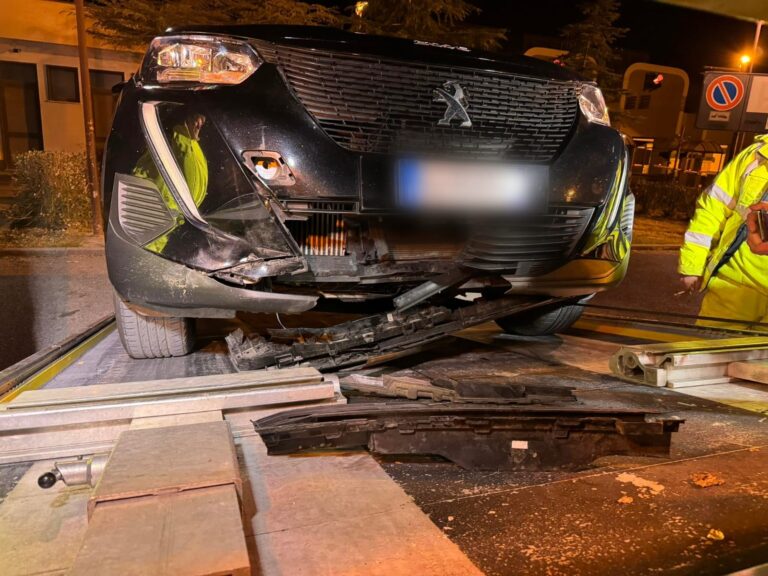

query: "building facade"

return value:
[0, 0, 140, 172]
[525, 44, 732, 185]
[619, 62, 728, 183]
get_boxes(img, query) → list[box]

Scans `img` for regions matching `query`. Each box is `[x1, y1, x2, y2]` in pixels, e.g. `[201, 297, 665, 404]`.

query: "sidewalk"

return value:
[0, 234, 104, 257]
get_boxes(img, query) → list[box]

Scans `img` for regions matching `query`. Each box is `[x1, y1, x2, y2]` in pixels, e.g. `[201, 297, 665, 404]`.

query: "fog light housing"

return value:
[243, 151, 295, 186]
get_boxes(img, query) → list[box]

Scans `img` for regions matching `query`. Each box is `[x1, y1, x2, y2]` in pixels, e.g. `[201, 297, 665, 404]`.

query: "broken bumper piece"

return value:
[253, 403, 683, 471]
[340, 374, 577, 405]
[227, 295, 569, 371]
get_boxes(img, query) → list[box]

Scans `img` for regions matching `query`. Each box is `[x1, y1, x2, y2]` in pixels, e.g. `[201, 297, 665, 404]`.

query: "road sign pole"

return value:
[748, 21, 762, 75]
[727, 131, 740, 163]
[674, 125, 685, 180]
[731, 20, 764, 159]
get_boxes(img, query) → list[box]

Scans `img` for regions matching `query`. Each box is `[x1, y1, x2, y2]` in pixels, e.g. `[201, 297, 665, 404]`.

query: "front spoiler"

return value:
[504, 256, 629, 298]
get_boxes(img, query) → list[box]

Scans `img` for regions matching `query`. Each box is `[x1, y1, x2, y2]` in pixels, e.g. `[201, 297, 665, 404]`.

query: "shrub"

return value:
[630, 177, 701, 220]
[7, 150, 91, 230]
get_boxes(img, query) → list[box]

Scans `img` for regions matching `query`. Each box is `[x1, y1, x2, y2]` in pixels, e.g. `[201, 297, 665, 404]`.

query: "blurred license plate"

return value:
[398, 160, 547, 213]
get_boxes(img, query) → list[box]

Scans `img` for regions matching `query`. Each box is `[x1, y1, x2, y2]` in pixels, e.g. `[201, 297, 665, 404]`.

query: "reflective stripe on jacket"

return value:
[679, 135, 768, 288]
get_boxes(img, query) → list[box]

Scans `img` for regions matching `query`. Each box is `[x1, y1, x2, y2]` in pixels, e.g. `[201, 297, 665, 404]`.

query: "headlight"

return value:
[579, 84, 610, 126]
[142, 35, 262, 86]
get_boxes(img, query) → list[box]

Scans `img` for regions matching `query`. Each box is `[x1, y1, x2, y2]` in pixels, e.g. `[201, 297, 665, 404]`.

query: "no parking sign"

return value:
[697, 72, 768, 132]
[705, 75, 744, 111]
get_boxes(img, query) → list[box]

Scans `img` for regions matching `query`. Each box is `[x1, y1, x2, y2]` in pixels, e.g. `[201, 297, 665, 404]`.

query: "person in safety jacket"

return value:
[132, 112, 208, 253]
[679, 134, 768, 327]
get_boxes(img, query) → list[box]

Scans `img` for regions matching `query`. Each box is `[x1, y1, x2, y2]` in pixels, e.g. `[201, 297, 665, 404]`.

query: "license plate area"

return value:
[398, 159, 548, 214]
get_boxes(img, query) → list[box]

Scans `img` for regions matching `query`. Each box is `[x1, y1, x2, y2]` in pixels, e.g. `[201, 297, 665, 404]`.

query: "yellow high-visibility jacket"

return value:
[133, 125, 208, 212]
[133, 125, 208, 253]
[679, 135, 768, 288]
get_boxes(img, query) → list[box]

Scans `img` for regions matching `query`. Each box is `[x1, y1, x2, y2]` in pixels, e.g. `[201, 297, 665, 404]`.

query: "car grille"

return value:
[461, 207, 594, 274]
[285, 207, 593, 275]
[257, 42, 580, 162]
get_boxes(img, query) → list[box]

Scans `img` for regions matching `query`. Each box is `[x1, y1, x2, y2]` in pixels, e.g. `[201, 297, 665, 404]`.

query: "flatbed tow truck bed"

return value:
[1, 312, 768, 576]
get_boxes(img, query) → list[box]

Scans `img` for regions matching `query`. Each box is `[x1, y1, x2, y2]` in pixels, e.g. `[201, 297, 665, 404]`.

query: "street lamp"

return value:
[739, 54, 751, 71]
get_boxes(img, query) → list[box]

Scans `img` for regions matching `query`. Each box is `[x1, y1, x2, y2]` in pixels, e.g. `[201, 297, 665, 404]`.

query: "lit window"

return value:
[46, 65, 80, 102]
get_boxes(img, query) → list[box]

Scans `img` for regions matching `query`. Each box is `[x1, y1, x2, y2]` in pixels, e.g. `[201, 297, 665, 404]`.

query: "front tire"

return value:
[113, 291, 195, 358]
[496, 300, 586, 337]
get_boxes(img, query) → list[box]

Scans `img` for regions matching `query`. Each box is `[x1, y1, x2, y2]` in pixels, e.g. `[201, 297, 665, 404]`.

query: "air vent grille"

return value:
[115, 174, 175, 246]
[461, 207, 594, 274]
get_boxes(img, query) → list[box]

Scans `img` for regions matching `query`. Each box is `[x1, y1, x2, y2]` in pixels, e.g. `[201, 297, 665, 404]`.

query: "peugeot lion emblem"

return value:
[433, 80, 472, 128]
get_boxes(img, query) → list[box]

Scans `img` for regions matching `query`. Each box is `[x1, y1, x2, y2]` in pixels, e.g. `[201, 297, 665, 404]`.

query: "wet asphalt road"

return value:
[592, 249, 704, 319]
[0, 249, 689, 372]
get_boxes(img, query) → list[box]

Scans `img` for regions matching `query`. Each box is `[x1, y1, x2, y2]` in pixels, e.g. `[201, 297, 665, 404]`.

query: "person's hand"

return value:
[747, 202, 768, 255]
[679, 275, 701, 293]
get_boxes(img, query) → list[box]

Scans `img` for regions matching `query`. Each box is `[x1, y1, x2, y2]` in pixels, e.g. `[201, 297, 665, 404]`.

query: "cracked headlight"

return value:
[579, 84, 610, 126]
[142, 35, 261, 86]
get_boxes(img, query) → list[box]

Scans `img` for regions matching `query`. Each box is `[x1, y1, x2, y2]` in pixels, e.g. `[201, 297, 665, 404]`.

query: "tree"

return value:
[87, 0, 345, 50]
[353, 0, 506, 51]
[560, 0, 628, 104]
[88, 0, 506, 53]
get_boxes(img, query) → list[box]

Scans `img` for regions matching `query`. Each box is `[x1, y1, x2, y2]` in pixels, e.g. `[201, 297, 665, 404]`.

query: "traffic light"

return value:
[643, 72, 664, 91]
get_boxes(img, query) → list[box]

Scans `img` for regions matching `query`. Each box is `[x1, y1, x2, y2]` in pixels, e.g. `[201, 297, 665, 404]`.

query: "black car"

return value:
[103, 25, 633, 358]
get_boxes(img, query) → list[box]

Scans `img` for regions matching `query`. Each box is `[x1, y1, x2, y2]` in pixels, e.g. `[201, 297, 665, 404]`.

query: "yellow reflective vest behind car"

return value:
[679, 135, 768, 288]
[132, 125, 208, 253]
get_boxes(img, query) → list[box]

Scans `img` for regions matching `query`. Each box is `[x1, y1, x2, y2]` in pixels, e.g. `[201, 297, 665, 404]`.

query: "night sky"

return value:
[331, 0, 767, 74]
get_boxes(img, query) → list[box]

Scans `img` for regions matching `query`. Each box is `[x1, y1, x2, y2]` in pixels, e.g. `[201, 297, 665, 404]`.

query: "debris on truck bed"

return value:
[226, 295, 568, 371]
[253, 402, 683, 470]
[340, 374, 576, 404]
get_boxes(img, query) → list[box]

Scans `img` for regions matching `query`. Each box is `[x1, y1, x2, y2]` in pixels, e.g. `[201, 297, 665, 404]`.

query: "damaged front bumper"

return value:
[107, 207, 317, 318]
[103, 64, 632, 317]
